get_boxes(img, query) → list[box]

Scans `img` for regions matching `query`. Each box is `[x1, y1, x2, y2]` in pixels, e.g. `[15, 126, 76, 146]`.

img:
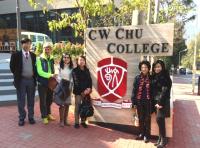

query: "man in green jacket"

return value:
[36, 42, 57, 124]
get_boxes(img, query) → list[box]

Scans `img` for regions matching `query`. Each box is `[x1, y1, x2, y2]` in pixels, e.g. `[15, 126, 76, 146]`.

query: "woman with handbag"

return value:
[131, 61, 152, 143]
[72, 56, 92, 129]
[152, 60, 172, 148]
[54, 53, 73, 127]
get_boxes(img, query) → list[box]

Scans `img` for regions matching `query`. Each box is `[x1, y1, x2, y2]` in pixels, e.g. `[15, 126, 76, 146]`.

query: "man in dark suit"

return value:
[10, 38, 37, 126]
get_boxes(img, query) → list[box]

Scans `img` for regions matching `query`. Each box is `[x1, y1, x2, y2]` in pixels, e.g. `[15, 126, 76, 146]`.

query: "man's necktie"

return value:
[25, 52, 28, 59]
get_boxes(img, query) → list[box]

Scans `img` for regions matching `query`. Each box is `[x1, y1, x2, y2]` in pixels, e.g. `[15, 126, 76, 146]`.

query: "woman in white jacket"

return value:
[54, 53, 73, 127]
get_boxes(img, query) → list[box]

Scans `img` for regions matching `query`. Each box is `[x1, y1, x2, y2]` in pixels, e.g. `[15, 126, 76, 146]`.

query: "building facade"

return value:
[0, 0, 78, 43]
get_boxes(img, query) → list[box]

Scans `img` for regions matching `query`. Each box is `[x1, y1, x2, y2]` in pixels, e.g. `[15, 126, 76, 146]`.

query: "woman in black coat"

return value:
[152, 60, 172, 148]
[131, 61, 152, 143]
[72, 56, 92, 129]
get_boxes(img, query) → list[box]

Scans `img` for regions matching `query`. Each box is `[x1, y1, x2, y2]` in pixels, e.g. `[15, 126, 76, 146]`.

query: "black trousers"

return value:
[137, 99, 151, 137]
[16, 78, 36, 120]
[38, 84, 53, 118]
[156, 108, 166, 138]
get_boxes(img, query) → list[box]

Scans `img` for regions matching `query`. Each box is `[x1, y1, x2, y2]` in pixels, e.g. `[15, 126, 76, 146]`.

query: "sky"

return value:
[184, 0, 200, 42]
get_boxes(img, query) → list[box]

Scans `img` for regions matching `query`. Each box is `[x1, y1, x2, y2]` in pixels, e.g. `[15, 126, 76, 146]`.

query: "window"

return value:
[21, 34, 28, 39]
[6, 17, 10, 20]
[45, 36, 52, 42]
[50, 13, 55, 17]
[39, 14, 44, 17]
[37, 36, 44, 42]
[30, 35, 36, 42]
[25, 14, 33, 19]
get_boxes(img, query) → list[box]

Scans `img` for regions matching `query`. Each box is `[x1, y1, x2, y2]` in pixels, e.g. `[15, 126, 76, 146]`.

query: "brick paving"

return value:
[0, 77, 200, 148]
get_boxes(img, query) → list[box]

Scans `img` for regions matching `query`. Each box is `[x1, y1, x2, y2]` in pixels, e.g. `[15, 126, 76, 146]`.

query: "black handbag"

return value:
[79, 95, 94, 118]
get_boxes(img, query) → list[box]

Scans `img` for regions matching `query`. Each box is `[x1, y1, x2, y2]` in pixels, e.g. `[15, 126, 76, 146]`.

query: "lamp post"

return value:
[154, 0, 160, 23]
[192, 7, 199, 94]
[178, 49, 188, 68]
[16, 0, 21, 51]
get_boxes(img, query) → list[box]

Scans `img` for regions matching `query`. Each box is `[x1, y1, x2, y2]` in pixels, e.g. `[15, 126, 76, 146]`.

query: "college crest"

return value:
[97, 57, 127, 102]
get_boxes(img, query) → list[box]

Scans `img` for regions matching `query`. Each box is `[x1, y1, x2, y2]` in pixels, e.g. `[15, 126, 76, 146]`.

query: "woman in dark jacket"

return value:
[152, 60, 172, 148]
[131, 61, 152, 143]
[72, 56, 92, 129]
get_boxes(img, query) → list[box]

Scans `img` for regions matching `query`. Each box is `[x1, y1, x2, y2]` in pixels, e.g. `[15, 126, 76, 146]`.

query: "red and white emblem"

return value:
[97, 57, 127, 102]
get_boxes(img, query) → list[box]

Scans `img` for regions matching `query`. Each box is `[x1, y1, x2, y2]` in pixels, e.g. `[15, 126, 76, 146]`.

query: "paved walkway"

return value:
[0, 76, 200, 148]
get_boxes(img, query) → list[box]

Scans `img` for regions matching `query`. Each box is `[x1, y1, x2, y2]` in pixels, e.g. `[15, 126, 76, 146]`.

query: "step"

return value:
[0, 75, 13, 79]
[0, 85, 15, 90]
[0, 94, 17, 106]
[0, 92, 39, 105]
[0, 89, 16, 95]
[0, 81, 13, 86]
[0, 58, 10, 64]
[0, 79, 13, 82]
[0, 73, 12, 76]
[0, 94, 17, 101]
[0, 63, 10, 69]
[0, 90, 38, 97]
[0, 69, 11, 73]
[0, 100, 17, 106]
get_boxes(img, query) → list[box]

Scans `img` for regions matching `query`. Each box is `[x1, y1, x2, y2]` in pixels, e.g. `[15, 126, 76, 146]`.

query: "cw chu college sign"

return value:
[86, 23, 174, 137]
[86, 23, 174, 56]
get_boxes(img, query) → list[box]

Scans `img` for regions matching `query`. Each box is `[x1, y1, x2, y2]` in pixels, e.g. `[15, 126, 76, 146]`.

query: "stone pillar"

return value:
[131, 10, 146, 78]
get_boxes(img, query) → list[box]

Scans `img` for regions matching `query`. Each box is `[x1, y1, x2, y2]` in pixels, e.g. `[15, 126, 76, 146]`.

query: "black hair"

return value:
[77, 55, 87, 68]
[138, 60, 151, 71]
[21, 38, 31, 44]
[152, 60, 166, 74]
[60, 53, 73, 69]
[79, 55, 86, 61]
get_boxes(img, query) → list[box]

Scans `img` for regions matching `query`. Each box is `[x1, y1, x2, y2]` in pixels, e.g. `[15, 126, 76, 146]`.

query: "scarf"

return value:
[136, 74, 150, 100]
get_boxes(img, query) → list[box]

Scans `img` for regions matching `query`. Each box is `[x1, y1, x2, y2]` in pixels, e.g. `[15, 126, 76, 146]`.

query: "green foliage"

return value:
[34, 43, 43, 56]
[169, 21, 187, 67]
[157, 0, 194, 68]
[28, 0, 149, 32]
[182, 33, 200, 69]
[159, 0, 194, 23]
[52, 42, 84, 58]
[116, 0, 148, 25]
[28, 0, 195, 33]
[46, 0, 109, 32]
[91, 0, 149, 27]
[34, 41, 84, 58]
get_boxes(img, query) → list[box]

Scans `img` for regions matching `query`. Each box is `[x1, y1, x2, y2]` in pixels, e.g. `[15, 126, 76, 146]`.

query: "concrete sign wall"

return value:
[86, 23, 174, 137]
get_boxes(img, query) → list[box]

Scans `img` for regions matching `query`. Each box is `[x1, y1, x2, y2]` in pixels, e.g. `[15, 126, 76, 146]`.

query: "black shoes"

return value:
[136, 134, 144, 140]
[19, 118, 36, 126]
[81, 122, 88, 128]
[29, 118, 36, 124]
[144, 136, 149, 143]
[18, 120, 25, 126]
[157, 137, 167, 148]
[74, 124, 80, 129]
[154, 136, 161, 146]
[136, 134, 150, 143]
[74, 123, 88, 128]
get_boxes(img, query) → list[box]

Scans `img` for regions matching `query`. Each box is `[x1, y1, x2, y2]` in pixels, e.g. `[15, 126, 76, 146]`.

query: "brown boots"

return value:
[59, 105, 70, 127]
